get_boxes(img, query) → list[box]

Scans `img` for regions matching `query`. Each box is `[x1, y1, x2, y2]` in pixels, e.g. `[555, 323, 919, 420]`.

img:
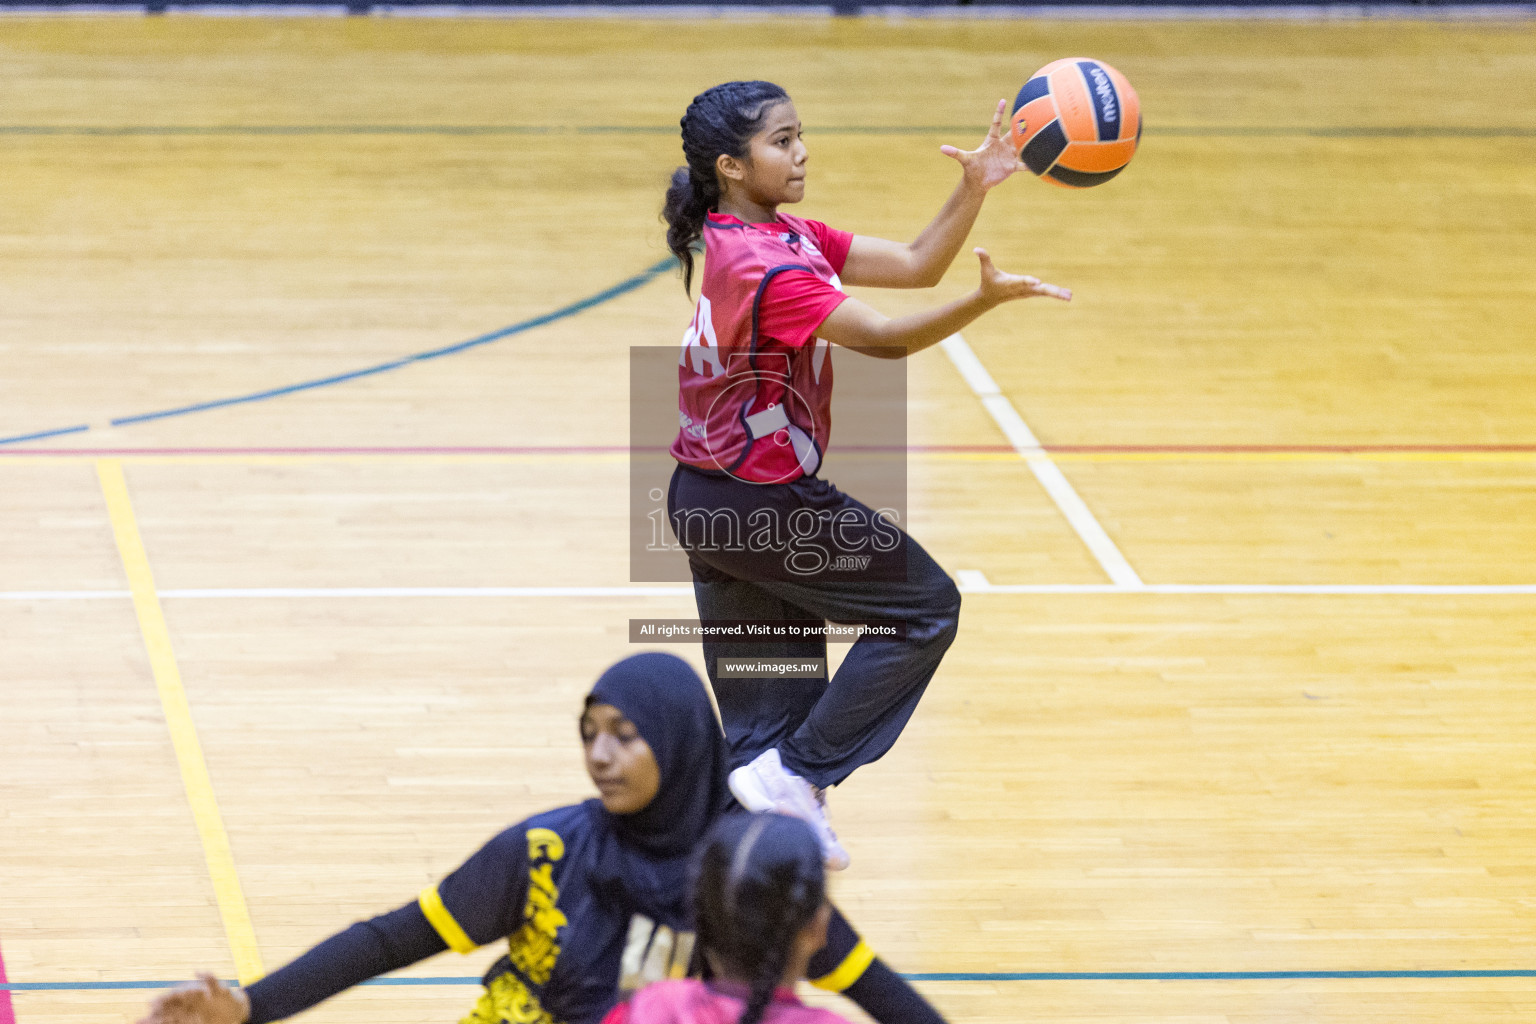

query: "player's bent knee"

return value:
[909, 577, 961, 645]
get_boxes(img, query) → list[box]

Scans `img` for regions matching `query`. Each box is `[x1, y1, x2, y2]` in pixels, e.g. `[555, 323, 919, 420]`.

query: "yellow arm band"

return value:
[418, 884, 479, 955]
[810, 939, 876, 993]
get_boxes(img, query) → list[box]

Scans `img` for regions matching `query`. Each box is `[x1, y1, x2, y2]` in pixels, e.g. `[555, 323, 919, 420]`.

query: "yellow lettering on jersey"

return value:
[458, 826, 572, 1024]
[668, 931, 697, 980]
[461, 970, 558, 1024]
[639, 922, 674, 982]
[619, 914, 655, 990]
[505, 827, 567, 988]
[619, 913, 698, 992]
[527, 828, 565, 861]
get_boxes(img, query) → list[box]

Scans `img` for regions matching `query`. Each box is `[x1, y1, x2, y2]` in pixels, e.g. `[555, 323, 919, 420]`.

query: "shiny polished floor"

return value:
[1, 15, 1534, 1024]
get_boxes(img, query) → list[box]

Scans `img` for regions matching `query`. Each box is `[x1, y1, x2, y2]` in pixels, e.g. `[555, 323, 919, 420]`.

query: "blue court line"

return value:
[0, 425, 91, 446]
[902, 970, 1536, 980]
[108, 255, 675, 428]
[0, 256, 675, 447]
[109, 256, 675, 427]
[7, 969, 1536, 991]
[2, 125, 1534, 139]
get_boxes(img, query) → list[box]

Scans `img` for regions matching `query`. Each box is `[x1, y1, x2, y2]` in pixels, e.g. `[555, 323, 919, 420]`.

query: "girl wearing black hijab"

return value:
[139, 654, 945, 1024]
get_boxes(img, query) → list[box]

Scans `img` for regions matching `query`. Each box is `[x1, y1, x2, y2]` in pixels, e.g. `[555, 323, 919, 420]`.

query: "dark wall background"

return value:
[14, 0, 1507, 9]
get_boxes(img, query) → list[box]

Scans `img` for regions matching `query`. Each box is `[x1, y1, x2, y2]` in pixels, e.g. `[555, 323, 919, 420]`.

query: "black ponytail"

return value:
[663, 165, 717, 296]
[662, 80, 790, 294]
[692, 813, 826, 1024]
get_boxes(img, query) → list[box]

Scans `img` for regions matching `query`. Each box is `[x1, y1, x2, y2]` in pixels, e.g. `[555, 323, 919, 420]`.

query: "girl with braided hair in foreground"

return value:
[601, 813, 845, 1024]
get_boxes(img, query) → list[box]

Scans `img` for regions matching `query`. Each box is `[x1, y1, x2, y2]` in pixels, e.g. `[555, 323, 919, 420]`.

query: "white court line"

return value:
[955, 569, 993, 590]
[940, 334, 1144, 588]
[959, 583, 1536, 595]
[0, 589, 132, 600]
[6, 584, 1536, 600]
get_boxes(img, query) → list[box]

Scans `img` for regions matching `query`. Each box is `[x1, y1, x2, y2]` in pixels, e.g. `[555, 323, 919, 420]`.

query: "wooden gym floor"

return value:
[2, 14, 1535, 1024]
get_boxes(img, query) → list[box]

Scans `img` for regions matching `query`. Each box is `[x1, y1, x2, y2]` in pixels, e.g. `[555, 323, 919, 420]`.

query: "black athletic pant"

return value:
[667, 463, 961, 790]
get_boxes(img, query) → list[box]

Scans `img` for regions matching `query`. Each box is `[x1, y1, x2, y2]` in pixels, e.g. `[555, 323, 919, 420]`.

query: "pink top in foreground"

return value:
[602, 979, 853, 1024]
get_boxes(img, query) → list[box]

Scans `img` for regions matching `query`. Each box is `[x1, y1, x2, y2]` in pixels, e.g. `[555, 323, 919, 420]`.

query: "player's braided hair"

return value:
[692, 813, 826, 1024]
[663, 80, 790, 294]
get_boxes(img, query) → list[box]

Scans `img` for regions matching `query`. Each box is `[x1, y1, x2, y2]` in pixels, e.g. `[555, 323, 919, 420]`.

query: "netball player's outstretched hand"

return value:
[939, 99, 1023, 192]
[137, 973, 249, 1024]
[975, 248, 1073, 304]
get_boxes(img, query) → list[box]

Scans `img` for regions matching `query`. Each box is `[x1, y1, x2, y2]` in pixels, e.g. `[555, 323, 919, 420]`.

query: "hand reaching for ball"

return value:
[974, 248, 1072, 305]
[939, 99, 1023, 192]
[138, 974, 250, 1024]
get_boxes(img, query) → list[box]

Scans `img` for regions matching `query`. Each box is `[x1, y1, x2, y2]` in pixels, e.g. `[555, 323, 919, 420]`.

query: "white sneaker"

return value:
[728, 748, 851, 871]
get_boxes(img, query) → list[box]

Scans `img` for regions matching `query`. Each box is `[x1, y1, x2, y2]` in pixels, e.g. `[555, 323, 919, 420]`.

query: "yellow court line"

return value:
[96, 459, 265, 985]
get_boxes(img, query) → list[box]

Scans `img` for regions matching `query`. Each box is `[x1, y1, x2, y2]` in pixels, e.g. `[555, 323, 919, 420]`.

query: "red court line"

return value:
[0, 443, 1535, 457]
[0, 931, 17, 1024]
[916, 443, 1536, 454]
[1033, 443, 1536, 454]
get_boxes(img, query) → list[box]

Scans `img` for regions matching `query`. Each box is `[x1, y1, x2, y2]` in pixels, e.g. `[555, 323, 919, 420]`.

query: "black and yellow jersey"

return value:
[242, 803, 902, 1024]
[423, 802, 878, 1024]
[421, 801, 696, 1024]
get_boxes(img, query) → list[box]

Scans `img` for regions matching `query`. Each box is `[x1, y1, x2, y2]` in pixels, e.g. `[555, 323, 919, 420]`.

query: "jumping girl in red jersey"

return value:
[662, 81, 1071, 870]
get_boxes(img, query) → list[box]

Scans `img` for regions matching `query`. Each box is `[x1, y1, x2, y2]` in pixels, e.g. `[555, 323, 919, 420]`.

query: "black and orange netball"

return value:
[1009, 58, 1141, 188]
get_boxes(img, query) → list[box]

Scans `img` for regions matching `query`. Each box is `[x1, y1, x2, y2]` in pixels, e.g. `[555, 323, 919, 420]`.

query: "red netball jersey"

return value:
[671, 211, 852, 484]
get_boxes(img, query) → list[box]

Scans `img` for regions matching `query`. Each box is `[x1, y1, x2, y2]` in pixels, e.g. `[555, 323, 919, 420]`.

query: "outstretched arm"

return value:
[246, 902, 448, 1023]
[816, 248, 1070, 360]
[137, 902, 448, 1024]
[841, 99, 1023, 290]
[138, 824, 529, 1024]
[810, 904, 948, 1024]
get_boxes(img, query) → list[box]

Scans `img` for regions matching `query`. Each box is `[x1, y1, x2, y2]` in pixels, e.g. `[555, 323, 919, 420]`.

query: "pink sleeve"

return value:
[802, 219, 853, 275]
[756, 270, 849, 350]
[599, 1002, 630, 1024]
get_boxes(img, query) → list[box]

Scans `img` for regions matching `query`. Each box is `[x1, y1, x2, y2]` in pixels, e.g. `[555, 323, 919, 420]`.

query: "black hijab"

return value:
[585, 652, 731, 924]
